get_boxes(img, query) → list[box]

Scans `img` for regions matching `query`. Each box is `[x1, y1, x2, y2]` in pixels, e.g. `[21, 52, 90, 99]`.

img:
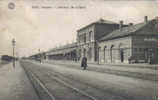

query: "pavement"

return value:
[45, 59, 158, 68]
[44, 60, 158, 75]
[43, 60, 158, 82]
[0, 61, 39, 100]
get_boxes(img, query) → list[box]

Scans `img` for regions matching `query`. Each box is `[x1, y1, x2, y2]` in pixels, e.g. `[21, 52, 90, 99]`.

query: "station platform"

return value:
[44, 59, 158, 69]
[0, 61, 39, 100]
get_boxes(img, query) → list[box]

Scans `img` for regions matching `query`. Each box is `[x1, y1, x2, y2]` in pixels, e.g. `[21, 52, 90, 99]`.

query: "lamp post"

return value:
[38, 49, 41, 63]
[12, 38, 16, 68]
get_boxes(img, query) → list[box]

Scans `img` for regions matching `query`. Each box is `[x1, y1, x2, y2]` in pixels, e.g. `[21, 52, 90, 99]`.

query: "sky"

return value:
[0, 0, 158, 57]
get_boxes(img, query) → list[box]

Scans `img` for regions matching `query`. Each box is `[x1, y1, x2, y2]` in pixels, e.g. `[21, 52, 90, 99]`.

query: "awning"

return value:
[46, 48, 76, 56]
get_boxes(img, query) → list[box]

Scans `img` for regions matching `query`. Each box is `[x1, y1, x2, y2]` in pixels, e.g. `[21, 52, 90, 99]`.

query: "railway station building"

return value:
[98, 16, 158, 64]
[41, 16, 158, 64]
[76, 19, 127, 63]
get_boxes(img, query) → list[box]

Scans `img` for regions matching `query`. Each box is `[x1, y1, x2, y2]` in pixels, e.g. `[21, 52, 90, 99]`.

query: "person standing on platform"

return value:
[81, 56, 87, 70]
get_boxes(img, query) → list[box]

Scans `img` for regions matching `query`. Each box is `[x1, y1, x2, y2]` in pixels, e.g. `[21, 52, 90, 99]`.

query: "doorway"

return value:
[120, 49, 124, 62]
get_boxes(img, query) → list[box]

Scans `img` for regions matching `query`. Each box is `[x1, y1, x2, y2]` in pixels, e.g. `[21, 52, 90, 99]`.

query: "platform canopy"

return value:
[46, 48, 76, 56]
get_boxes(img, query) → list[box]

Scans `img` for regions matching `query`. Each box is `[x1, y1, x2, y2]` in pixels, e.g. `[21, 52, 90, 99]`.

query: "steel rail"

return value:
[47, 73, 97, 100]
[22, 64, 56, 100]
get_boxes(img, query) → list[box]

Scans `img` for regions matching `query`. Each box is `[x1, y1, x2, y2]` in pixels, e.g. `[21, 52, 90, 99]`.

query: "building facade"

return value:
[33, 16, 158, 64]
[77, 19, 122, 63]
[98, 16, 158, 64]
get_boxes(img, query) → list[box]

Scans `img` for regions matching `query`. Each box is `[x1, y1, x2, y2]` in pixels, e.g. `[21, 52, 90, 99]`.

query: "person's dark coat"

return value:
[81, 57, 87, 68]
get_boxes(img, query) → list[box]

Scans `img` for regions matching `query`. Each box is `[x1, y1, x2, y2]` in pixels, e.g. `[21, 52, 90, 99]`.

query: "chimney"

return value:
[144, 16, 148, 23]
[119, 20, 123, 29]
[99, 18, 104, 23]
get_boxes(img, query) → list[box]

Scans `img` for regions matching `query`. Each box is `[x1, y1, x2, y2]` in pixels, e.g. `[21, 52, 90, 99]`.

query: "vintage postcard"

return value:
[0, 0, 158, 100]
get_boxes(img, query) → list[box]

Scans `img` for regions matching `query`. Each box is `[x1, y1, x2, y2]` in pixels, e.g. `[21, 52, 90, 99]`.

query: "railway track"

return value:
[21, 60, 158, 100]
[21, 61, 134, 100]
[21, 61, 97, 100]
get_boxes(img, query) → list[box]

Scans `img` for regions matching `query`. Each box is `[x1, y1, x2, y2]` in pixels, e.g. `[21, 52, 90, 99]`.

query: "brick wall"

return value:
[98, 36, 132, 64]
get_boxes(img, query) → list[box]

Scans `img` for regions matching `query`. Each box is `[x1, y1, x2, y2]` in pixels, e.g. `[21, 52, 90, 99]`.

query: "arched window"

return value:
[110, 45, 114, 62]
[104, 46, 107, 63]
[98, 47, 101, 64]
[88, 48, 92, 60]
[118, 43, 124, 63]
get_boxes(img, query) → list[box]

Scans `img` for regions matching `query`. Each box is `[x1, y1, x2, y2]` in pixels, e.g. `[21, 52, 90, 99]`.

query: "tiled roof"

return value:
[100, 22, 146, 41]
[94, 18, 117, 24]
[100, 18, 158, 41]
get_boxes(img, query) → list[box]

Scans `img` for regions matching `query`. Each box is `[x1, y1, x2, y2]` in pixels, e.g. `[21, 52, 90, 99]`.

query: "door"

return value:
[98, 47, 101, 64]
[120, 49, 124, 62]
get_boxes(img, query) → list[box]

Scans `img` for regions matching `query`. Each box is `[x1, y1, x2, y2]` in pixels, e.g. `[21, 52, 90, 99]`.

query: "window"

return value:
[134, 48, 137, 52]
[89, 31, 92, 41]
[139, 48, 143, 52]
[84, 33, 86, 43]
[78, 36, 80, 43]
[144, 48, 148, 51]
[80, 34, 84, 43]
[88, 48, 92, 59]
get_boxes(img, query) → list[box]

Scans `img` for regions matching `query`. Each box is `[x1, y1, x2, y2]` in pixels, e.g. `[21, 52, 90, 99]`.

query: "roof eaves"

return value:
[77, 23, 95, 32]
[100, 22, 146, 41]
[100, 34, 132, 42]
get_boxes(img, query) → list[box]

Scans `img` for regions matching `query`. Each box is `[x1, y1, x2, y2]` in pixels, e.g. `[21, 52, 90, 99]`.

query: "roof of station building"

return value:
[77, 18, 118, 32]
[99, 18, 158, 41]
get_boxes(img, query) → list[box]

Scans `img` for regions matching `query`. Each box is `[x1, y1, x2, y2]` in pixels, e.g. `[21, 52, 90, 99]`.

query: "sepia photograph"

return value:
[0, 0, 158, 100]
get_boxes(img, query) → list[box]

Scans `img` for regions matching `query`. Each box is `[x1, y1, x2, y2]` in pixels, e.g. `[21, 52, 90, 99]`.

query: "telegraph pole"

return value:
[38, 49, 41, 63]
[12, 38, 16, 68]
